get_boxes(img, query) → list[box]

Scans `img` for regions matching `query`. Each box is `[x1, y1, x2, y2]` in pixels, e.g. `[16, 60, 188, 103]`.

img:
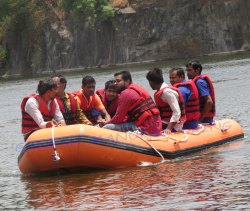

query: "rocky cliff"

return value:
[3, 0, 250, 77]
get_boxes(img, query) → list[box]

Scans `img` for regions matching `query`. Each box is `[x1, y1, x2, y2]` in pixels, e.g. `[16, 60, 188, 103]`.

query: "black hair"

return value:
[51, 74, 67, 84]
[186, 61, 202, 73]
[82, 76, 96, 86]
[169, 67, 185, 79]
[146, 67, 164, 84]
[37, 79, 57, 95]
[114, 71, 132, 84]
[105, 80, 116, 90]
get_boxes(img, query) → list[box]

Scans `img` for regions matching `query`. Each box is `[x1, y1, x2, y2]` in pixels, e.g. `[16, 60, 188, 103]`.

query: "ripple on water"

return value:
[1, 55, 250, 210]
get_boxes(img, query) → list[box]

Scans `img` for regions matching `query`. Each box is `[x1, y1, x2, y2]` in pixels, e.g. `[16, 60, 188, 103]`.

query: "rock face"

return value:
[4, 0, 250, 76]
[111, 0, 129, 7]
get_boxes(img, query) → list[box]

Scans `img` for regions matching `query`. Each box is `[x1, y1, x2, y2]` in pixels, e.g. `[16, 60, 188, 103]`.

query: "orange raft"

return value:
[18, 119, 244, 174]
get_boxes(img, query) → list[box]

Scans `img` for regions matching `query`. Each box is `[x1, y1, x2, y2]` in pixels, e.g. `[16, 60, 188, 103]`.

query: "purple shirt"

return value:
[196, 78, 210, 97]
[195, 77, 213, 124]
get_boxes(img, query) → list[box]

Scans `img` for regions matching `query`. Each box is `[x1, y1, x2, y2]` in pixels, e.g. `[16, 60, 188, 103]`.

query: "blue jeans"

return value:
[103, 122, 138, 132]
[202, 117, 214, 124]
[183, 120, 199, 129]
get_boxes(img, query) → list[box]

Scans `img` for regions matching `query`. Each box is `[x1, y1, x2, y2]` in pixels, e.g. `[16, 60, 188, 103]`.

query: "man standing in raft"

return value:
[52, 74, 92, 125]
[103, 70, 161, 135]
[169, 68, 200, 129]
[21, 79, 65, 141]
[146, 68, 186, 134]
[186, 61, 215, 124]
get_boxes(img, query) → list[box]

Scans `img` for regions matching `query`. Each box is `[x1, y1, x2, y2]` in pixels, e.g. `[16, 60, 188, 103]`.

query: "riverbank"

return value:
[1, 0, 250, 78]
[2, 49, 250, 79]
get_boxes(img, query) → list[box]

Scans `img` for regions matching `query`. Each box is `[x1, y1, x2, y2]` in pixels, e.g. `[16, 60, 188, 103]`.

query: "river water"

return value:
[0, 52, 249, 210]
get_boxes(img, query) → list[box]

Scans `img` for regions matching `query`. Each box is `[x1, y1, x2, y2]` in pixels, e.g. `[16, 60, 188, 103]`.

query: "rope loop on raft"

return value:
[161, 130, 188, 144]
[52, 125, 60, 162]
[184, 123, 205, 135]
[128, 123, 208, 166]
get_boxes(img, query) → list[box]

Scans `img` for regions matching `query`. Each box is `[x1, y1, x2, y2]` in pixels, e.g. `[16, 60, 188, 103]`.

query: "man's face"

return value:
[48, 87, 58, 100]
[52, 77, 66, 96]
[169, 70, 183, 85]
[114, 75, 126, 94]
[148, 80, 157, 90]
[186, 65, 199, 79]
[105, 88, 117, 101]
[82, 82, 96, 97]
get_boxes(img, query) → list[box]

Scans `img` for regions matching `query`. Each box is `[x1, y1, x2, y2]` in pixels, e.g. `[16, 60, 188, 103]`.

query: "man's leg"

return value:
[103, 122, 138, 132]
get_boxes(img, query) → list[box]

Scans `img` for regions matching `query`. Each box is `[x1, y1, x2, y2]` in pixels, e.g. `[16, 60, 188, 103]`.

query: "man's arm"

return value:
[199, 95, 213, 122]
[196, 79, 213, 122]
[53, 99, 65, 125]
[75, 96, 92, 125]
[106, 89, 136, 124]
[100, 108, 111, 122]
[25, 98, 52, 128]
[161, 89, 181, 132]
[93, 94, 111, 126]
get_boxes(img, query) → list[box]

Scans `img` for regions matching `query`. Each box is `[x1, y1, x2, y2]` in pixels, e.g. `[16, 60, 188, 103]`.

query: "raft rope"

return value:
[184, 124, 205, 135]
[161, 130, 188, 143]
[128, 131, 166, 167]
[128, 124, 207, 166]
[52, 125, 60, 161]
[142, 130, 189, 143]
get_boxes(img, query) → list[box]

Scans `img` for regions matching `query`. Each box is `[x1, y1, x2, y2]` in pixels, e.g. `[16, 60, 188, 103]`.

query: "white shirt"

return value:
[160, 82, 183, 130]
[24, 96, 65, 129]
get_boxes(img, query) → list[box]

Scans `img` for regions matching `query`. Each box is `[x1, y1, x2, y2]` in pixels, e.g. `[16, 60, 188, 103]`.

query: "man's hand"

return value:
[46, 120, 66, 128]
[46, 120, 57, 128]
[97, 119, 106, 127]
[163, 129, 172, 135]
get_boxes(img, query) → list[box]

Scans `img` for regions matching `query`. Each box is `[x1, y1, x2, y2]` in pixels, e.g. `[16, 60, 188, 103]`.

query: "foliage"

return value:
[63, 0, 114, 27]
[0, 0, 115, 73]
[0, 45, 6, 62]
[0, 0, 30, 67]
[0, 0, 30, 30]
[0, 0, 57, 71]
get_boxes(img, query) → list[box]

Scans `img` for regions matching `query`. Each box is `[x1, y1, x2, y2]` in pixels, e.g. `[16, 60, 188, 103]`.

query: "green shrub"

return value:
[63, 0, 114, 27]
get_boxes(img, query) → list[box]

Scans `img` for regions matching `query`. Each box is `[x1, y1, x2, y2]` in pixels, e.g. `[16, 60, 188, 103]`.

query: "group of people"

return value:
[21, 61, 215, 141]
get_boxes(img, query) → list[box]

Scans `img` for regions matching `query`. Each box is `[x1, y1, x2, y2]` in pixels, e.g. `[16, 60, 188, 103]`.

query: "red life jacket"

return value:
[193, 74, 216, 118]
[96, 89, 118, 117]
[126, 84, 159, 126]
[74, 90, 99, 123]
[56, 93, 77, 125]
[154, 86, 186, 123]
[174, 80, 200, 121]
[21, 94, 56, 134]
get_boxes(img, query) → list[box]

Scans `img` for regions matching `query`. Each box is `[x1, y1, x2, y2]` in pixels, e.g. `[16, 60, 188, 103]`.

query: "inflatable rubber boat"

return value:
[18, 119, 244, 174]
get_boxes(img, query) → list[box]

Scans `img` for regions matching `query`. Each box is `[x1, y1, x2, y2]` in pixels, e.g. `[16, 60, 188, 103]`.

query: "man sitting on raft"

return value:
[146, 68, 186, 134]
[169, 68, 200, 129]
[21, 79, 65, 141]
[103, 70, 162, 135]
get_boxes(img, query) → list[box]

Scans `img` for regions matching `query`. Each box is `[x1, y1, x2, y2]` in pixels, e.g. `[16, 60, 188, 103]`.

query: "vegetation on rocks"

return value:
[0, 0, 113, 76]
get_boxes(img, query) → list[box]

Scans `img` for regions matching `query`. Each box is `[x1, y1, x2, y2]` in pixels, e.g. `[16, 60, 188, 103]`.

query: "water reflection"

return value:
[21, 140, 248, 210]
[1, 52, 250, 210]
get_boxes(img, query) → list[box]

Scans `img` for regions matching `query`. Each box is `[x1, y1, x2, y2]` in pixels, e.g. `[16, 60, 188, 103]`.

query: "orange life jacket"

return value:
[193, 74, 216, 118]
[154, 86, 186, 123]
[74, 90, 100, 123]
[126, 84, 159, 126]
[56, 93, 77, 125]
[21, 94, 56, 134]
[174, 80, 200, 121]
[96, 89, 119, 118]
